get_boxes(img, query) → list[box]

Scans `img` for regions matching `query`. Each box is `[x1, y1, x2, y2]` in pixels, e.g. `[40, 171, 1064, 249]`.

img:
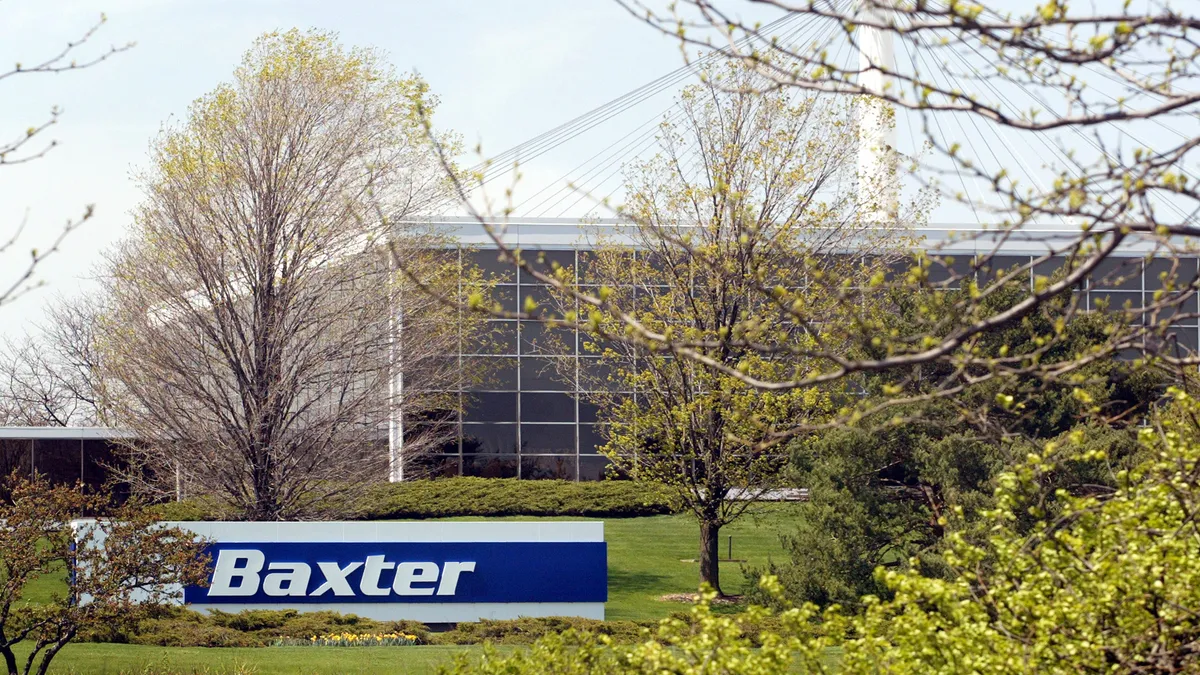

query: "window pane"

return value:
[1146, 291, 1200, 323]
[465, 356, 517, 391]
[1164, 325, 1200, 355]
[521, 393, 576, 423]
[579, 456, 616, 481]
[463, 392, 517, 422]
[1090, 257, 1142, 290]
[405, 356, 459, 393]
[520, 357, 572, 391]
[466, 249, 516, 282]
[404, 423, 459, 454]
[464, 320, 517, 355]
[579, 424, 608, 454]
[578, 401, 601, 423]
[520, 322, 575, 355]
[519, 250, 576, 284]
[979, 255, 1031, 281]
[416, 455, 461, 479]
[0, 439, 31, 482]
[1033, 256, 1085, 290]
[925, 254, 975, 285]
[579, 358, 625, 391]
[519, 285, 570, 315]
[520, 424, 576, 454]
[487, 286, 518, 314]
[82, 439, 120, 494]
[464, 455, 518, 478]
[521, 456, 576, 480]
[405, 401, 459, 425]
[462, 424, 518, 454]
[1089, 291, 1143, 316]
[33, 439, 81, 486]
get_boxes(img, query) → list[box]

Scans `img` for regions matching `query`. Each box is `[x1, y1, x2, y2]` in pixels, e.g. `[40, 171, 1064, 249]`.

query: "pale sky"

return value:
[0, 0, 727, 332]
[2, 0, 1190, 335]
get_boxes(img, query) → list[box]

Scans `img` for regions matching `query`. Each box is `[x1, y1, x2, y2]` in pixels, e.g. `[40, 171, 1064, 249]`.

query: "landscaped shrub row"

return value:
[82, 608, 659, 647]
[153, 477, 680, 521]
[354, 477, 678, 519]
[83, 608, 783, 648]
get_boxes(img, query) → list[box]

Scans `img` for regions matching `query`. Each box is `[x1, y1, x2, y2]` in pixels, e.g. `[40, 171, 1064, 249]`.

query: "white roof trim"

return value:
[0, 427, 135, 440]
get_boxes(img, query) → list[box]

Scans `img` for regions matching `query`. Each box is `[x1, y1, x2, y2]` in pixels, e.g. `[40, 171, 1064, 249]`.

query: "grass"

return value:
[596, 504, 798, 620]
[27, 644, 837, 674]
[19, 643, 506, 674]
[425, 503, 800, 620]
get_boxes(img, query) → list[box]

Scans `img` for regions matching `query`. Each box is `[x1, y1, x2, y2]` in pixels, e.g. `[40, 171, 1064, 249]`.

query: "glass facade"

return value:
[415, 247, 1200, 480]
[0, 432, 129, 496]
[412, 248, 615, 480]
[3, 236, 1194, 486]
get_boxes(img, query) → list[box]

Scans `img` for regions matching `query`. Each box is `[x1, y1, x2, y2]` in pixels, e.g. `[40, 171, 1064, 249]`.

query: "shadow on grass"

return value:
[608, 568, 675, 599]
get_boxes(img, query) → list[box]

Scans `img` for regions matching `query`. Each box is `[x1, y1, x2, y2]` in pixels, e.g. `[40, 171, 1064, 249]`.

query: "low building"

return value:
[3, 219, 1195, 482]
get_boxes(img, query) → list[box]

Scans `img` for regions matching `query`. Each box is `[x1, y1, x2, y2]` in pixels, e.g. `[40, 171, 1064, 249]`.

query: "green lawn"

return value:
[425, 504, 799, 620]
[23, 643, 504, 674]
[596, 504, 799, 620]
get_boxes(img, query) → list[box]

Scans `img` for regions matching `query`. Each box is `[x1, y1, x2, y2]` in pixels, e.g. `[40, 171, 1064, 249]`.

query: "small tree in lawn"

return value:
[540, 63, 919, 594]
[0, 473, 208, 675]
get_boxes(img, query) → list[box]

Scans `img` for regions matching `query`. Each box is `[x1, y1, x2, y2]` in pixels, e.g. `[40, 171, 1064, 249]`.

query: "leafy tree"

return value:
[754, 280, 1163, 606]
[445, 389, 1200, 674]
[532, 62, 918, 593]
[0, 473, 208, 675]
[803, 387, 1200, 674]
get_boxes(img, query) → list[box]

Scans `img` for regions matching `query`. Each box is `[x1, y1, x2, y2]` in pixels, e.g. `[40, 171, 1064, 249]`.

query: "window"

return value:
[520, 357, 572, 391]
[521, 456, 576, 480]
[464, 455, 518, 478]
[466, 249, 516, 282]
[463, 392, 517, 422]
[465, 356, 517, 391]
[33, 439, 81, 486]
[520, 424, 576, 454]
[462, 424, 519, 454]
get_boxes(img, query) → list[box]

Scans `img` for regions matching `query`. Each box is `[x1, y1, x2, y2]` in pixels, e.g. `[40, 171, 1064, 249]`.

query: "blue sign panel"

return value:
[184, 542, 607, 604]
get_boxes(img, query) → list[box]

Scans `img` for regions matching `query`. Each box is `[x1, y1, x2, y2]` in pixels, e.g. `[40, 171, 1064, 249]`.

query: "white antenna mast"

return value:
[857, 0, 899, 223]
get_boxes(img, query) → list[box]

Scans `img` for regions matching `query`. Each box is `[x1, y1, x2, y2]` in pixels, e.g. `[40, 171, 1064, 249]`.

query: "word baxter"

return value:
[177, 521, 607, 622]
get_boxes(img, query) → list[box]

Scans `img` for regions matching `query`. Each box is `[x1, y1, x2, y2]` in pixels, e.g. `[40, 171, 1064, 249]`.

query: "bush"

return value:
[85, 607, 791, 650]
[149, 495, 234, 521]
[435, 617, 654, 645]
[442, 587, 822, 674]
[156, 477, 679, 521]
[446, 390, 1200, 674]
[86, 608, 434, 647]
[355, 477, 678, 519]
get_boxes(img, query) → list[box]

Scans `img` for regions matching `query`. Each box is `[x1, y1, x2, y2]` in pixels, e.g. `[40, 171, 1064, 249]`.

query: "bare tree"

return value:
[0, 294, 111, 427]
[96, 29, 475, 519]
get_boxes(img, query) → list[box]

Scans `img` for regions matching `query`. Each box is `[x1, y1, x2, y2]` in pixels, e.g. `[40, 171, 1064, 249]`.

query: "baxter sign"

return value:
[168, 521, 607, 621]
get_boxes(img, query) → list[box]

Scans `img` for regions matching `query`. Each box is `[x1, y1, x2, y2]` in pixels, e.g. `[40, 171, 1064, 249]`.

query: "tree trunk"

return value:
[699, 520, 722, 596]
[2, 643, 19, 675]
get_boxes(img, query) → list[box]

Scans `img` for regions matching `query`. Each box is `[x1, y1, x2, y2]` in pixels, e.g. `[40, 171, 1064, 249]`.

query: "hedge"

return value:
[82, 608, 783, 648]
[354, 477, 677, 519]
[153, 477, 680, 521]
